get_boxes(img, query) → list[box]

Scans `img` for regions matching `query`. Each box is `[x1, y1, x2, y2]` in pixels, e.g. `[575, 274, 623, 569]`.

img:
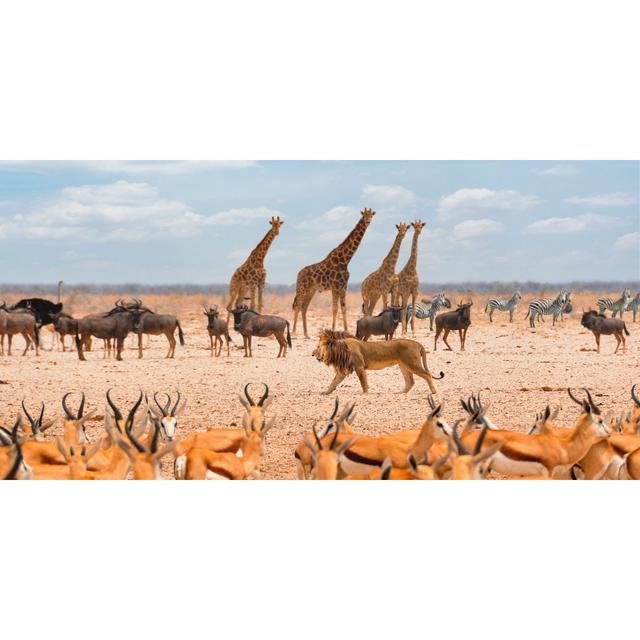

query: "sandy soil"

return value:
[0, 290, 638, 479]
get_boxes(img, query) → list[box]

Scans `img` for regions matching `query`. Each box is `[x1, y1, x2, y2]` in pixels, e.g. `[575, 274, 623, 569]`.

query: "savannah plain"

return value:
[0, 289, 638, 479]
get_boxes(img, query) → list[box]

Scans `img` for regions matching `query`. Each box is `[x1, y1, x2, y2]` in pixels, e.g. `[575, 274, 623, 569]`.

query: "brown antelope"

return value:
[0, 417, 32, 480]
[618, 447, 640, 479]
[173, 383, 273, 479]
[111, 419, 176, 480]
[183, 414, 275, 480]
[461, 390, 611, 478]
[300, 422, 358, 480]
[450, 422, 502, 480]
[21, 393, 96, 468]
[304, 396, 451, 477]
[348, 452, 451, 480]
[20, 400, 57, 441]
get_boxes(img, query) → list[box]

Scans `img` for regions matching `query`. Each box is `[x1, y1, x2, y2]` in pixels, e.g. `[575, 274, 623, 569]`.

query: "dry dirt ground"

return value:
[0, 290, 638, 479]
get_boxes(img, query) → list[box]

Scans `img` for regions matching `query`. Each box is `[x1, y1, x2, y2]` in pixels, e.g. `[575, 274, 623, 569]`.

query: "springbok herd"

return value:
[2, 382, 640, 480]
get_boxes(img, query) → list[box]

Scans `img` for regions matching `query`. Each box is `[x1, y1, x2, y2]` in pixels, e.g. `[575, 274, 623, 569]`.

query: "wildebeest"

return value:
[75, 301, 137, 361]
[50, 312, 78, 352]
[355, 306, 402, 341]
[124, 299, 184, 359]
[581, 309, 630, 353]
[232, 305, 292, 357]
[11, 298, 62, 327]
[434, 301, 473, 351]
[203, 305, 232, 357]
[0, 303, 40, 356]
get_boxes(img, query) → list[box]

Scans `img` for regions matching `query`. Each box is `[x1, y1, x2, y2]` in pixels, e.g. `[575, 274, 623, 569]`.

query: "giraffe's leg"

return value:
[257, 283, 264, 314]
[301, 294, 314, 340]
[331, 289, 339, 332]
[339, 289, 348, 332]
[410, 292, 417, 334]
[400, 296, 408, 334]
[381, 292, 389, 310]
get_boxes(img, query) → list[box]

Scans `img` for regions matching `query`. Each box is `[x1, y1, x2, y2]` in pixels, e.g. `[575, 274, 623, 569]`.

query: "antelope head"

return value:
[148, 392, 186, 441]
[62, 392, 96, 445]
[450, 421, 502, 480]
[567, 388, 611, 438]
[238, 383, 273, 428]
[21, 400, 57, 442]
[302, 421, 356, 480]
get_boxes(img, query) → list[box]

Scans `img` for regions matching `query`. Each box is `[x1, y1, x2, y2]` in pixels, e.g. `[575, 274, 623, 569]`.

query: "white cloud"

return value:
[206, 206, 283, 226]
[437, 188, 541, 220]
[453, 218, 504, 238]
[614, 231, 640, 252]
[525, 213, 619, 234]
[296, 205, 359, 230]
[361, 184, 416, 209]
[564, 192, 637, 207]
[0, 180, 282, 242]
[530, 164, 579, 176]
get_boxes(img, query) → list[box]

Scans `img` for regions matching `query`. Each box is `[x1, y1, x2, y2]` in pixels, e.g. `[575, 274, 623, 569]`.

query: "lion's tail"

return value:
[421, 345, 445, 380]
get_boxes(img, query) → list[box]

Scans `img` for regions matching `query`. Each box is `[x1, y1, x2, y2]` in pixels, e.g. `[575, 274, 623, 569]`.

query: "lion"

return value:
[312, 329, 444, 395]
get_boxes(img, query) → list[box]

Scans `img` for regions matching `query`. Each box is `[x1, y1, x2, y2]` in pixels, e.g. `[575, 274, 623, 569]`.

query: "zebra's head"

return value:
[514, 290, 522, 301]
[622, 288, 632, 302]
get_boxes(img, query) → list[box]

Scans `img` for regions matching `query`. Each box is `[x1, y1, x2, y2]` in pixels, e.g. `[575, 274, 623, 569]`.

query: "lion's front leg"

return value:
[321, 371, 347, 395]
[355, 368, 369, 393]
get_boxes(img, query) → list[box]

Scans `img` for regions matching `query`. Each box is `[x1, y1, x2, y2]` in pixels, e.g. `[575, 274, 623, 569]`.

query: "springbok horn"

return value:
[473, 423, 489, 456]
[329, 397, 340, 420]
[37, 402, 45, 432]
[125, 392, 144, 433]
[62, 392, 76, 420]
[567, 388, 584, 407]
[244, 383, 255, 407]
[583, 388, 601, 415]
[11, 415, 22, 439]
[78, 392, 85, 418]
[329, 421, 341, 451]
[106, 389, 123, 422]
[4, 441, 24, 480]
[150, 421, 160, 454]
[153, 392, 168, 417]
[452, 420, 469, 455]
[21, 400, 34, 427]
[258, 383, 269, 407]
[170, 392, 181, 417]
[312, 423, 323, 450]
[631, 384, 640, 408]
[125, 414, 146, 454]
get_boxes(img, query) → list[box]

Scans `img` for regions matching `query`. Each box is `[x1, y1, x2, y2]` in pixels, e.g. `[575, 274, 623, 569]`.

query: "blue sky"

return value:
[0, 160, 638, 285]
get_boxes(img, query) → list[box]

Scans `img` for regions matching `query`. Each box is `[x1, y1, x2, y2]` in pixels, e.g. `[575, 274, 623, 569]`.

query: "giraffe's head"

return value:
[269, 216, 284, 234]
[395, 222, 409, 237]
[361, 208, 376, 225]
[411, 220, 426, 234]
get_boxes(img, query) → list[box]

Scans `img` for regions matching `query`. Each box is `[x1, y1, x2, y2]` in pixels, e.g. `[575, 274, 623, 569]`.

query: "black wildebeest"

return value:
[75, 301, 138, 361]
[232, 305, 292, 357]
[11, 298, 62, 327]
[434, 301, 473, 351]
[0, 303, 40, 356]
[355, 306, 402, 341]
[581, 309, 630, 354]
[123, 299, 184, 359]
[203, 305, 232, 357]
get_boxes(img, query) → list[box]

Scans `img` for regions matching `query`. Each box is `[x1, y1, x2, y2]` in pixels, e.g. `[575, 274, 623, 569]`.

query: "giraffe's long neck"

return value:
[401, 230, 421, 274]
[379, 231, 404, 272]
[327, 217, 370, 265]
[248, 228, 277, 265]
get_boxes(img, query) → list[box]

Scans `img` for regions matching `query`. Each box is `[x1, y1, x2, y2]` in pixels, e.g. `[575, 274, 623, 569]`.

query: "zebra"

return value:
[597, 289, 632, 318]
[484, 290, 521, 323]
[525, 291, 569, 328]
[626, 292, 640, 322]
[405, 292, 451, 331]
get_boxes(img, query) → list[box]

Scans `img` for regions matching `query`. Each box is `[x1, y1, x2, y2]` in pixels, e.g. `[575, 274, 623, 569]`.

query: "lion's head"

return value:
[313, 329, 355, 374]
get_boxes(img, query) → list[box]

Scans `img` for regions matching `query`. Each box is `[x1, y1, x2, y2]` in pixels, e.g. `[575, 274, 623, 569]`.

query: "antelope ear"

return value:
[474, 442, 501, 464]
[301, 437, 318, 461]
[336, 436, 357, 456]
[40, 418, 58, 432]
[86, 439, 103, 462]
[262, 415, 277, 434]
[174, 397, 188, 417]
[56, 436, 69, 463]
[79, 408, 97, 424]
[152, 441, 177, 462]
[261, 397, 274, 411]
[379, 458, 393, 480]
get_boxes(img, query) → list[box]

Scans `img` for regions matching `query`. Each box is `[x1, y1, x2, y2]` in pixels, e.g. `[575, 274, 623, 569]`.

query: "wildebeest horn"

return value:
[257, 384, 269, 407]
[631, 384, 640, 408]
[452, 420, 469, 455]
[244, 383, 255, 407]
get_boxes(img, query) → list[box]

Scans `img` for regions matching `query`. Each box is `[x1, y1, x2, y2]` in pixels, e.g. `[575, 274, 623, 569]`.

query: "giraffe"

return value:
[226, 216, 284, 317]
[360, 222, 408, 315]
[292, 208, 375, 338]
[397, 220, 426, 334]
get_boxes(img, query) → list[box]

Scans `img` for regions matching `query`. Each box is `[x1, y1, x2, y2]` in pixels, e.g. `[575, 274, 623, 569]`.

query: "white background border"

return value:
[1, 2, 639, 639]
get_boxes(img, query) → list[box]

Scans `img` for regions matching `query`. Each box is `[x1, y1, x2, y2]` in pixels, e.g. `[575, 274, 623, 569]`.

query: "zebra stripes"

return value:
[405, 293, 451, 331]
[484, 290, 521, 322]
[626, 292, 640, 322]
[525, 290, 570, 328]
[597, 289, 632, 318]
